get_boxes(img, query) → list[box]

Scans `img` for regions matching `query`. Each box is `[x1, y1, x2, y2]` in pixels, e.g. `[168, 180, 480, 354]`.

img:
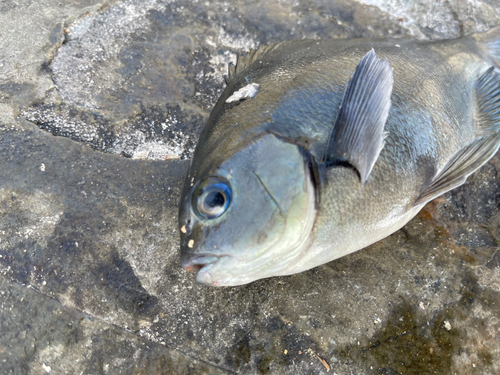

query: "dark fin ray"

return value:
[415, 133, 500, 205]
[325, 49, 393, 184]
[225, 42, 295, 84]
[475, 67, 500, 136]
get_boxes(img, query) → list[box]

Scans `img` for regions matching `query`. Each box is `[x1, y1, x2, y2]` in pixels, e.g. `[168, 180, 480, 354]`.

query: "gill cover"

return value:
[179, 134, 317, 286]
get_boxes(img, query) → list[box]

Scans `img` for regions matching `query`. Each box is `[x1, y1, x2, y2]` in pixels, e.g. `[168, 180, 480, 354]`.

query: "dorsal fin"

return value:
[225, 42, 294, 84]
[325, 49, 393, 184]
[473, 27, 500, 66]
[475, 67, 500, 136]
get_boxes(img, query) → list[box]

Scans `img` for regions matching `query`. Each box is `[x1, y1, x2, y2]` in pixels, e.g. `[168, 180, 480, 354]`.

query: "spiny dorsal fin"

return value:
[415, 67, 500, 205]
[225, 42, 294, 84]
[325, 49, 393, 184]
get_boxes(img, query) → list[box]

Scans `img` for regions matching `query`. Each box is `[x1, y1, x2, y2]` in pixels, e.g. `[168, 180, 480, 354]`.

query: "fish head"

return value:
[179, 133, 317, 286]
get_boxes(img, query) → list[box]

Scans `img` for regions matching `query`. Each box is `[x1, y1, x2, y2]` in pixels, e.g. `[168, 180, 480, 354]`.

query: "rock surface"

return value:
[1, 0, 500, 374]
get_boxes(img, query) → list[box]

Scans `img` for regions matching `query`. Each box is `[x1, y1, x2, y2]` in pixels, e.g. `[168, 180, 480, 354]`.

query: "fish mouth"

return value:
[181, 253, 220, 273]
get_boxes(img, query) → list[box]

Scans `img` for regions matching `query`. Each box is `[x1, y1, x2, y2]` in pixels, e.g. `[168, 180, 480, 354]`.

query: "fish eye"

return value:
[192, 177, 232, 219]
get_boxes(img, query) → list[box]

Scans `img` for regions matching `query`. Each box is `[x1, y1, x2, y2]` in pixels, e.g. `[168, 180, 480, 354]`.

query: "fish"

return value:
[178, 28, 500, 286]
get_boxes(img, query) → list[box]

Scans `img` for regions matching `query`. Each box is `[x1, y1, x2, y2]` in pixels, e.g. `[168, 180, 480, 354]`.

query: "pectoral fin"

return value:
[416, 67, 500, 205]
[325, 49, 393, 184]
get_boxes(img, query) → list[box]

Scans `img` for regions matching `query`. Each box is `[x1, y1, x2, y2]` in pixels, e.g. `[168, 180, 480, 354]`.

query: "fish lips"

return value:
[181, 252, 231, 286]
[181, 253, 219, 272]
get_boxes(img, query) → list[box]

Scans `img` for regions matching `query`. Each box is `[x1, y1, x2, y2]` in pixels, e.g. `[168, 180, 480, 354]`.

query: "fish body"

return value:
[179, 29, 500, 286]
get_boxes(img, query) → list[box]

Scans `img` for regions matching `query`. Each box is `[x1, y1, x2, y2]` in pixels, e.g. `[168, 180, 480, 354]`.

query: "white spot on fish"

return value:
[40, 163, 45, 172]
[181, 225, 187, 234]
[226, 83, 260, 103]
[188, 239, 194, 248]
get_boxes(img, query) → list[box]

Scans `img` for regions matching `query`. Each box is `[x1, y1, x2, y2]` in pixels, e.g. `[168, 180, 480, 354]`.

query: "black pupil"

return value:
[204, 191, 225, 210]
[193, 178, 231, 219]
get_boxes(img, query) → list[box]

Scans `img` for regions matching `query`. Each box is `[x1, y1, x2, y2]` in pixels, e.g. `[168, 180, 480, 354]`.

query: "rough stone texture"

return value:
[1, 0, 500, 374]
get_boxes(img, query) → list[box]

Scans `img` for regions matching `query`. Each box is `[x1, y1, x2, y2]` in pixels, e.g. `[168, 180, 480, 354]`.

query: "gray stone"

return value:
[1, 0, 500, 374]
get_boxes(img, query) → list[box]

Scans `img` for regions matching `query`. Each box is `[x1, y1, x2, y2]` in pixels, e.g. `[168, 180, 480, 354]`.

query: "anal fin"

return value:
[326, 49, 393, 184]
[415, 133, 500, 205]
[416, 66, 500, 205]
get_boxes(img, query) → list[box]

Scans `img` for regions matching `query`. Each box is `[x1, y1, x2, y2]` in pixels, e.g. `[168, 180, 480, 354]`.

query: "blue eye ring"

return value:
[192, 177, 232, 219]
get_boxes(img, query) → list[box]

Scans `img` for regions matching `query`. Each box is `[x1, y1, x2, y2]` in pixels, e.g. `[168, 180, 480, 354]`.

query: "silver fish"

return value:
[178, 28, 500, 286]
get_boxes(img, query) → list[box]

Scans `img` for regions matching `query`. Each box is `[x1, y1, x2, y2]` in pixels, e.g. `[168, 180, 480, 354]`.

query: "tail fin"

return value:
[473, 27, 500, 66]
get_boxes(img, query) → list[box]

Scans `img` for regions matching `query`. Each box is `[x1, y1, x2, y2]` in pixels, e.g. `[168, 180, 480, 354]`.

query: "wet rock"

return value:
[0, 276, 225, 374]
[1, 0, 500, 374]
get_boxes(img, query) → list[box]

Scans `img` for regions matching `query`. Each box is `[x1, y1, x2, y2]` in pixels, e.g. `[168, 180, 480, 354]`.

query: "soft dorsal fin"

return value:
[325, 49, 393, 184]
[473, 27, 500, 66]
[475, 67, 500, 136]
[225, 42, 294, 84]
[415, 67, 500, 205]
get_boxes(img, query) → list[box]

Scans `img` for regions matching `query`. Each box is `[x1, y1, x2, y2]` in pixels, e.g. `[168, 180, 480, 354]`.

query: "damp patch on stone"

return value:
[21, 104, 204, 160]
